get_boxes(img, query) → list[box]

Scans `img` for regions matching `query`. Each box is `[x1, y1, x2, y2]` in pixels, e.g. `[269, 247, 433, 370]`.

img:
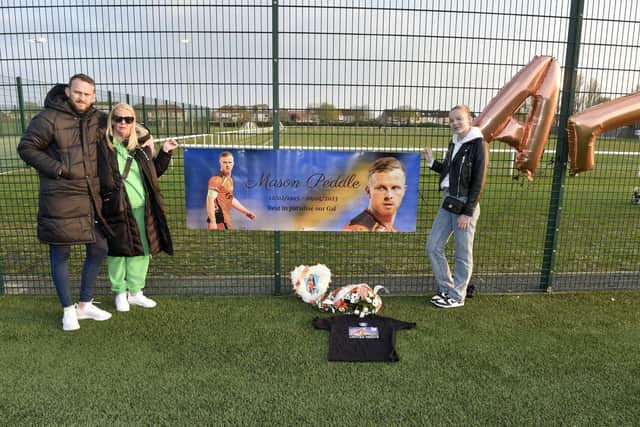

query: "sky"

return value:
[1, 0, 638, 114]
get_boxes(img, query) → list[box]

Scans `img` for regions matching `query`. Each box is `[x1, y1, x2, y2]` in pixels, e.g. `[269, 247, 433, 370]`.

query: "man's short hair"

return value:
[68, 73, 96, 89]
[220, 151, 233, 159]
[368, 157, 406, 180]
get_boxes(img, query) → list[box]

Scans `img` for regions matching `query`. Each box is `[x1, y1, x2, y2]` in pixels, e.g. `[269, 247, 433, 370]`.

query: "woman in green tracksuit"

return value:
[97, 103, 177, 311]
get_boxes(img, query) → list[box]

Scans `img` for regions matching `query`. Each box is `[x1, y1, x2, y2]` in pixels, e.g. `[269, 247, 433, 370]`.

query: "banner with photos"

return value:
[183, 148, 420, 232]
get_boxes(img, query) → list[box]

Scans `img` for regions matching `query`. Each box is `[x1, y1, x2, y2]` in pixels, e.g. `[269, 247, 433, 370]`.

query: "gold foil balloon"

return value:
[473, 55, 560, 178]
[568, 92, 640, 175]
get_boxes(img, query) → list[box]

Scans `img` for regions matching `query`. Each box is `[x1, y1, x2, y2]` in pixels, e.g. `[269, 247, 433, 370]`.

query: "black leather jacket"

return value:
[431, 128, 488, 216]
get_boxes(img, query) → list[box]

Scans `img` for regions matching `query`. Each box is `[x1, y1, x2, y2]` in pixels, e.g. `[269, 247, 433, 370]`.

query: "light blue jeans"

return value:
[426, 193, 480, 302]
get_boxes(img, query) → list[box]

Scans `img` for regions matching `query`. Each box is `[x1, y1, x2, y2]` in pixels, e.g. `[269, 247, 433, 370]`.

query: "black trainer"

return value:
[466, 284, 476, 299]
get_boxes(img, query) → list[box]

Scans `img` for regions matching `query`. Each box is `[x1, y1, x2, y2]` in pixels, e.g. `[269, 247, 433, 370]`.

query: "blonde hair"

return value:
[106, 103, 139, 151]
[450, 104, 473, 119]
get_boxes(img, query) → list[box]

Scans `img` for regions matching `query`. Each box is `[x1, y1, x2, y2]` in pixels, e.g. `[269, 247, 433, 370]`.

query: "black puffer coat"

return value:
[97, 129, 173, 257]
[17, 84, 107, 244]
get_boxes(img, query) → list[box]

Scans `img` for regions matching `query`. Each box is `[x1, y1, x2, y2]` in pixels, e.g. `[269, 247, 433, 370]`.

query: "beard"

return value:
[68, 98, 92, 113]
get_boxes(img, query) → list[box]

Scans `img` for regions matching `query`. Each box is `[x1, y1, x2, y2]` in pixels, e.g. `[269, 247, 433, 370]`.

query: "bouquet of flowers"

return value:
[290, 264, 332, 305]
[290, 265, 387, 317]
[319, 284, 386, 318]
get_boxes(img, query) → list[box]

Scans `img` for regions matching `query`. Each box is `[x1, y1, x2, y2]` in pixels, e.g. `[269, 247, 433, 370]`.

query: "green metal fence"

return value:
[1, 1, 639, 297]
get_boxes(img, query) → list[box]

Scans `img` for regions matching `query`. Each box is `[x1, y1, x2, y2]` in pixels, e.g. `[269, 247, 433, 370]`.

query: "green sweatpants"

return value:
[109, 206, 151, 293]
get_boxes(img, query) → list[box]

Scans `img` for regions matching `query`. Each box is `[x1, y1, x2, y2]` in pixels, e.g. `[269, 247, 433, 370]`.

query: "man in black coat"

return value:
[18, 74, 113, 331]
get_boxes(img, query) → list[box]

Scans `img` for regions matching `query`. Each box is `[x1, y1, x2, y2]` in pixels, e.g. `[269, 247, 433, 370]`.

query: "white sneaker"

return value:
[62, 306, 80, 331]
[432, 296, 465, 309]
[128, 292, 157, 308]
[114, 292, 130, 312]
[430, 292, 449, 305]
[76, 301, 112, 321]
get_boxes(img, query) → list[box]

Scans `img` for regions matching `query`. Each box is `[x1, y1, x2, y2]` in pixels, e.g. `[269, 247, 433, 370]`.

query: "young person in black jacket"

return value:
[423, 104, 488, 308]
[97, 103, 177, 312]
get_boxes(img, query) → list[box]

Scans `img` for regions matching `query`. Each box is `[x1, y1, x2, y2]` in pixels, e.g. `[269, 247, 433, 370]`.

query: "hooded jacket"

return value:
[17, 84, 107, 244]
[97, 127, 173, 257]
[430, 126, 488, 216]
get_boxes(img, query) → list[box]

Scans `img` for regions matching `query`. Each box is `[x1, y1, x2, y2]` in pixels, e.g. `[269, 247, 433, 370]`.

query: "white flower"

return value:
[354, 309, 360, 315]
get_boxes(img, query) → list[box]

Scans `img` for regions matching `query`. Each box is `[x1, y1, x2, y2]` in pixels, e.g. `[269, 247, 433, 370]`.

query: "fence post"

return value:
[272, 0, 282, 295]
[182, 102, 187, 136]
[141, 96, 147, 126]
[0, 254, 4, 294]
[16, 77, 26, 133]
[189, 104, 194, 135]
[154, 98, 160, 136]
[164, 100, 171, 137]
[540, 0, 585, 290]
[6, 76, 27, 293]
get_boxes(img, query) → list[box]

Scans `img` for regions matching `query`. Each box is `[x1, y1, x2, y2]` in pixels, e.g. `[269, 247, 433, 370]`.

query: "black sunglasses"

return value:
[112, 115, 134, 124]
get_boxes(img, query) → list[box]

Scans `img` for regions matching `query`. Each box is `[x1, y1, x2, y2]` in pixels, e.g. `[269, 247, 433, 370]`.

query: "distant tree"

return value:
[573, 74, 610, 113]
[318, 102, 338, 124]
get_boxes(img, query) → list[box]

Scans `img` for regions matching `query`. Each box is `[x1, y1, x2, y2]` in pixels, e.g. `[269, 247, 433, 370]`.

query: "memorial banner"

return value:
[184, 148, 420, 232]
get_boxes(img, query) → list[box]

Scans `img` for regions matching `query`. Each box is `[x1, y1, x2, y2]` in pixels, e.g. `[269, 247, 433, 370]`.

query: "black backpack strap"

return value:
[122, 156, 134, 180]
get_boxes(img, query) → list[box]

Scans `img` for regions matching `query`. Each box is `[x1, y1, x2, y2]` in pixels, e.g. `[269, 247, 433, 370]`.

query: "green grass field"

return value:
[1, 292, 638, 426]
[1, 126, 640, 294]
